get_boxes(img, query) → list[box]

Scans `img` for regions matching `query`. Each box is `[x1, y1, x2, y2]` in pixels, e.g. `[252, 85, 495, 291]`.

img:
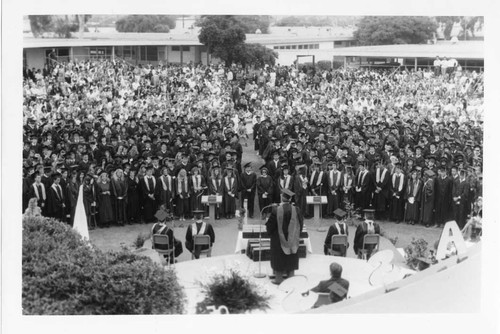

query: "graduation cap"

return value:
[154, 208, 169, 222]
[424, 170, 435, 178]
[334, 208, 347, 220]
[281, 188, 295, 199]
[193, 209, 205, 216]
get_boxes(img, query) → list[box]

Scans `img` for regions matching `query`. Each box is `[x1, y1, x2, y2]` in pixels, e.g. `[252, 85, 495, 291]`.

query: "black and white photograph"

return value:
[2, 0, 499, 333]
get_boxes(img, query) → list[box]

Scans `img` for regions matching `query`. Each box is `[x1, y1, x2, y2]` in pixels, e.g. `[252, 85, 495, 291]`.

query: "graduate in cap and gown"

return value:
[257, 166, 274, 219]
[323, 209, 349, 255]
[353, 209, 380, 259]
[223, 167, 237, 219]
[151, 207, 183, 264]
[265, 188, 304, 284]
[420, 169, 436, 227]
[140, 165, 158, 223]
[185, 210, 215, 259]
[240, 162, 257, 218]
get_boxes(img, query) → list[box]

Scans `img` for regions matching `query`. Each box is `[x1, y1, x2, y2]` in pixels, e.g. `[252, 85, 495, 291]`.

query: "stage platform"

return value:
[172, 253, 413, 314]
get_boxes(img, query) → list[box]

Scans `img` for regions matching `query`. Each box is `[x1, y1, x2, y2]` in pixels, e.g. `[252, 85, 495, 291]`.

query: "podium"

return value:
[306, 196, 328, 225]
[201, 195, 222, 224]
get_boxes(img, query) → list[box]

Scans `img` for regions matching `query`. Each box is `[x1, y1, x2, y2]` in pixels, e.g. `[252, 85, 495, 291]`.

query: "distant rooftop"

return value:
[332, 41, 484, 59]
[23, 29, 354, 49]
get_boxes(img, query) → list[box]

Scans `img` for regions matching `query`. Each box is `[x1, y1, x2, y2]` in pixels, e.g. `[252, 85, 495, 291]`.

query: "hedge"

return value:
[22, 216, 186, 314]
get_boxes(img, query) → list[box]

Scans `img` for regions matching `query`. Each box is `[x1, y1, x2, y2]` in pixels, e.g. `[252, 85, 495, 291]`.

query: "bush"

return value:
[316, 60, 332, 71]
[196, 268, 270, 314]
[133, 232, 148, 249]
[22, 216, 185, 314]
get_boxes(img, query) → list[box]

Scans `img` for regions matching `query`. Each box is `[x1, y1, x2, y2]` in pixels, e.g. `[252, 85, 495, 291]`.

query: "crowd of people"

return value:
[22, 56, 484, 234]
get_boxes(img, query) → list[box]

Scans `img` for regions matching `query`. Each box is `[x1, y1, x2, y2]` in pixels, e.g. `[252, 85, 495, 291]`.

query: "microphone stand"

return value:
[254, 203, 276, 278]
[317, 184, 327, 232]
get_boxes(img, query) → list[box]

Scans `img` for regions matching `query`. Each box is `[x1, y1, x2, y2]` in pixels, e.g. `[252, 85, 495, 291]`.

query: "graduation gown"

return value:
[176, 177, 191, 217]
[265, 203, 304, 272]
[190, 175, 206, 212]
[185, 221, 215, 258]
[353, 220, 380, 256]
[240, 171, 257, 216]
[140, 176, 158, 223]
[389, 173, 406, 221]
[434, 176, 453, 225]
[323, 221, 349, 255]
[354, 170, 372, 210]
[223, 176, 237, 216]
[47, 183, 66, 221]
[404, 179, 422, 222]
[127, 176, 141, 221]
[111, 177, 128, 224]
[372, 168, 390, 213]
[30, 182, 47, 216]
[326, 170, 342, 216]
[97, 181, 114, 225]
[151, 222, 183, 261]
[208, 176, 223, 218]
[420, 178, 435, 225]
[256, 175, 274, 214]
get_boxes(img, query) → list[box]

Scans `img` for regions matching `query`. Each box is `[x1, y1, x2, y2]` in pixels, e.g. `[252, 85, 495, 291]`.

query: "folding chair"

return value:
[313, 292, 332, 308]
[358, 234, 380, 261]
[152, 234, 174, 266]
[192, 235, 212, 259]
[328, 235, 348, 257]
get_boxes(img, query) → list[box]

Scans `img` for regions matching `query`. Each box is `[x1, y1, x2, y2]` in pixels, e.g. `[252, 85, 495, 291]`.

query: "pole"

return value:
[254, 203, 275, 278]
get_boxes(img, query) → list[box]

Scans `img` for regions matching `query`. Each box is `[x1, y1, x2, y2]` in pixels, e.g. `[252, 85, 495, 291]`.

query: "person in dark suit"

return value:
[452, 169, 470, 229]
[389, 163, 406, 223]
[185, 210, 215, 259]
[353, 209, 380, 259]
[267, 151, 282, 203]
[302, 262, 350, 308]
[323, 209, 349, 255]
[354, 161, 372, 211]
[240, 162, 257, 218]
[265, 188, 304, 284]
[257, 166, 274, 219]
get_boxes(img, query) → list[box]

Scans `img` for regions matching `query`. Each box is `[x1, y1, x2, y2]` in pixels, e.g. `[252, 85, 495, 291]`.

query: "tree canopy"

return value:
[435, 16, 483, 40]
[197, 15, 276, 67]
[354, 16, 438, 45]
[115, 15, 177, 33]
[28, 15, 91, 38]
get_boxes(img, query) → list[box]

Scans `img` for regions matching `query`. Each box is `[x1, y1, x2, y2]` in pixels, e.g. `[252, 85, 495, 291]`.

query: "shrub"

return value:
[22, 216, 186, 314]
[133, 232, 148, 249]
[196, 268, 270, 314]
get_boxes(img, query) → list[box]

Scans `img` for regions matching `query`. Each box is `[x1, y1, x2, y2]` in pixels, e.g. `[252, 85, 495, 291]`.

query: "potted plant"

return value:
[404, 238, 432, 271]
[196, 267, 270, 314]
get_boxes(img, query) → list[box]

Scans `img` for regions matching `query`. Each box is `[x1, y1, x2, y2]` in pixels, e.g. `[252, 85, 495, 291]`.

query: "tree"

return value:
[237, 44, 278, 68]
[28, 15, 53, 38]
[354, 16, 438, 45]
[197, 16, 277, 67]
[28, 15, 91, 38]
[237, 15, 271, 34]
[115, 15, 177, 33]
[435, 16, 483, 40]
[197, 15, 247, 66]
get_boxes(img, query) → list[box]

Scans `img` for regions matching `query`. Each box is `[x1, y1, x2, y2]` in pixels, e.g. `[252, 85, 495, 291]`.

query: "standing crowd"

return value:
[23, 57, 483, 232]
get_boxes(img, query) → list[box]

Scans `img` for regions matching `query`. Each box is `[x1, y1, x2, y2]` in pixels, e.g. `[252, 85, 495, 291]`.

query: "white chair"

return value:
[359, 234, 380, 260]
[328, 235, 348, 257]
[192, 235, 212, 259]
[152, 234, 173, 265]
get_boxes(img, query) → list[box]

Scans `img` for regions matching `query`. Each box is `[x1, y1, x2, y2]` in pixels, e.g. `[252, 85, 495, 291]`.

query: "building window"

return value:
[140, 46, 158, 61]
[182, 46, 190, 51]
[123, 46, 134, 58]
[303, 45, 309, 49]
[274, 46, 279, 49]
[285, 45, 291, 49]
[291, 45, 297, 49]
[172, 46, 180, 51]
[298, 45, 303, 49]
